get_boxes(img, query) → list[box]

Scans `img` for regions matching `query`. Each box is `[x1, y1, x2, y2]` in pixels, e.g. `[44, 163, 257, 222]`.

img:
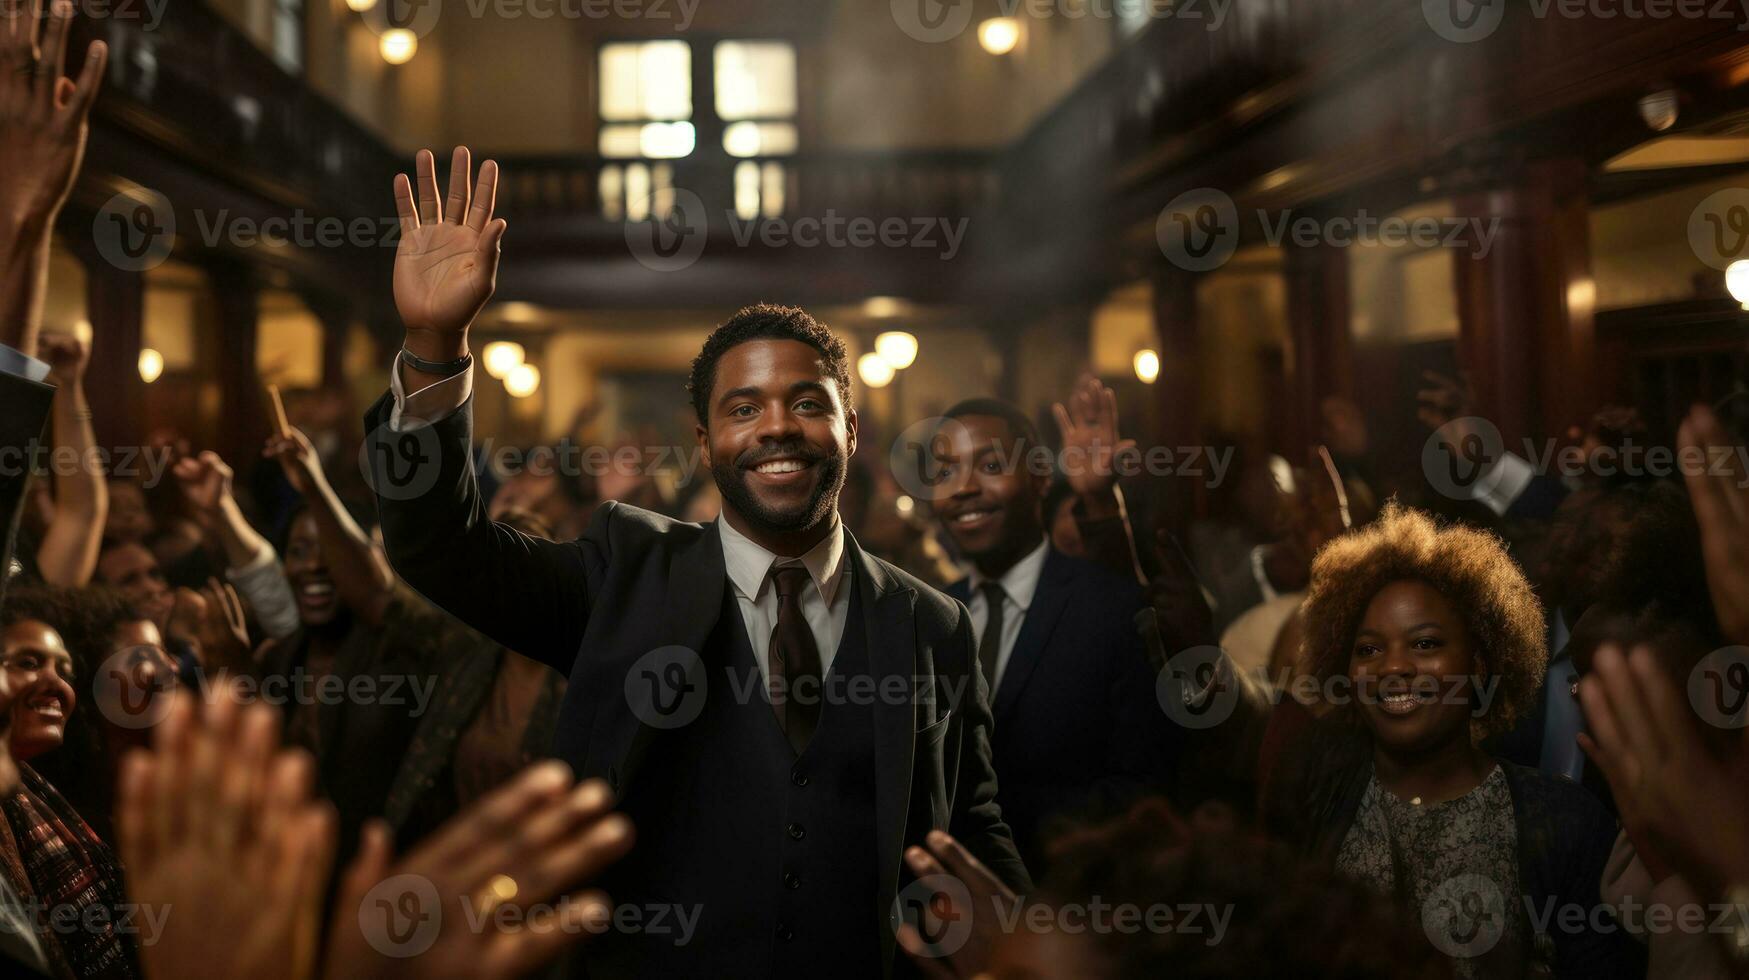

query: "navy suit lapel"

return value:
[993, 548, 1072, 721]
[609, 520, 726, 793]
[846, 533, 918, 952]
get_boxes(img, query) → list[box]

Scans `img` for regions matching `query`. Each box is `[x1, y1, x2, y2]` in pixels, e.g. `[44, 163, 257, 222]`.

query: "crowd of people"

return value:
[2, 4, 1749, 979]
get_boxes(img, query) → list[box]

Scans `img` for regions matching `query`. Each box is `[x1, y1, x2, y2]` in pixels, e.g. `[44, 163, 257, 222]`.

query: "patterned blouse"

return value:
[1337, 765, 1528, 980]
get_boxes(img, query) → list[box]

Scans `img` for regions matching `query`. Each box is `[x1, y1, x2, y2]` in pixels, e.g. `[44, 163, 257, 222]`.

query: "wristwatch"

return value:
[400, 348, 472, 377]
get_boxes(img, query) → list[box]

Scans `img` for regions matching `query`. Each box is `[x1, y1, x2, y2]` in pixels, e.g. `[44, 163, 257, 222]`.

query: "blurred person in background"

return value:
[931, 395, 1170, 875]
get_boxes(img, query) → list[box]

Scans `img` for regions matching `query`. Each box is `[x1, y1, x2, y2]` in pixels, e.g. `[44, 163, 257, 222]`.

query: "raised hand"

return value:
[0, 0, 106, 232]
[1679, 404, 1749, 645]
[1052, 373, 1136, 501]
[117, 682, 336, 980]
[393, 147, 507, 361]
[37, 330, 87, 385]
[166, 577, 252, 673]
[1577, 644, 1749, 894]
[896, 829, 1021, 980]
[264, 426, 324, 496]
[173, 449, 235, 518]
[322, 762, 633, 980]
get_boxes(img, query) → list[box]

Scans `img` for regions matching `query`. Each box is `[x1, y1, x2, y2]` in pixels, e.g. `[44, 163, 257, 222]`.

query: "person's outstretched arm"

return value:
[33, 333, 105, 586]
[364, 148, 598, 669]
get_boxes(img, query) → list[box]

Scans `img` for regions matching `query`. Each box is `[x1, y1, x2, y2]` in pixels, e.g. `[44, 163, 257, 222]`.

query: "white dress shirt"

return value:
[966, 538, 1049, 690]
[0, 344, 49, 383]
[389, 353, 473, 430]
[719, 515, 851, 683]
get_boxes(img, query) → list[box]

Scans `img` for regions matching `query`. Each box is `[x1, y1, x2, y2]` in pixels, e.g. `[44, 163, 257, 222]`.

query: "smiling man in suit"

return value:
[363, 148, 1026, 978]
[932, 396, 1171, 874]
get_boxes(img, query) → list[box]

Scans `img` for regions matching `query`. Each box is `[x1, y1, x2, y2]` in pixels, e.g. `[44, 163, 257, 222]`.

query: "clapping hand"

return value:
[322, 763, 634, 980]
[1680, 404, 1749, 645]
[896, 830, 1020, 980]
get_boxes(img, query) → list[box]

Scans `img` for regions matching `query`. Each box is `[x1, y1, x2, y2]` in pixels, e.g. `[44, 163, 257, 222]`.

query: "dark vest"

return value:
[586, 582, 882, 979]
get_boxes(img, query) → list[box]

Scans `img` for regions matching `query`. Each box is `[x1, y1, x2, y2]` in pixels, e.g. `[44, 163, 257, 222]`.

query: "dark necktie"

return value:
[977, 581, 1007, 691]
[768, 565, 822, 754]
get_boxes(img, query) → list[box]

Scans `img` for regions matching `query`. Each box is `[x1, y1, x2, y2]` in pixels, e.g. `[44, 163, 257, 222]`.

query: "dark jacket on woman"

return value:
[1264, 718, 1645, 980]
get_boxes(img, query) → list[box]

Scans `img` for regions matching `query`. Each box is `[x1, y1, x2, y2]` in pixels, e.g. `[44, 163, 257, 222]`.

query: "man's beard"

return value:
[712, 439, 846, 536]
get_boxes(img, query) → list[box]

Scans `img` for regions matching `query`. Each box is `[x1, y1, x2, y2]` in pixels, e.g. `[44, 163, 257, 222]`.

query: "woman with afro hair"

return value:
[1255, 503, 1641, 980]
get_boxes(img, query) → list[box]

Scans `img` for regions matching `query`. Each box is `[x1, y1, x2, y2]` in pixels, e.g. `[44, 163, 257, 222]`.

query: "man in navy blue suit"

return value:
[930, 393, 1171, 874]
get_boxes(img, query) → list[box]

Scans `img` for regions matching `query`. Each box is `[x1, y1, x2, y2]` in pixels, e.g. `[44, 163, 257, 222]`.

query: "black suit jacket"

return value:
[0, 370, 54, 609]
[364, 393, 1029, 970]
[948, 547, 1171, 869]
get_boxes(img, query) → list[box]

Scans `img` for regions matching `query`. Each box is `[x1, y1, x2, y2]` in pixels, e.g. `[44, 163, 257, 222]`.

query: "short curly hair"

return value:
[1299, 502, 1546, 743]
[687, 304, 852, 426]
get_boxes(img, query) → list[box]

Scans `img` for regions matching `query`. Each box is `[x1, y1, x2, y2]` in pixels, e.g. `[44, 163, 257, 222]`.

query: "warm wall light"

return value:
[379, 29, 416, 65]
[505, 363, 541, 398]
[139, 348, 165, 384]
[857, 352, 895, 388]
[874, 331, 918, 370]
[862, 296, 905, 319]
[1729, 260, 1749, 310]
[1133, 349, 1160, 384]
[345, 0, 376, 11]
[482, 341, 526, 379]
[978, 17, 1021, 55]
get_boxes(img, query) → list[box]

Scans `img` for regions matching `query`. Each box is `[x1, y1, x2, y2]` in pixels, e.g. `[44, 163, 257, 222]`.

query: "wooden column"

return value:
[1452, 158, 1597, 448]
[1283, 239, 1354, 453]
[209, 267, 263, 466]
[1152, 265, 1203, 527]
[70, 240, 147, 454]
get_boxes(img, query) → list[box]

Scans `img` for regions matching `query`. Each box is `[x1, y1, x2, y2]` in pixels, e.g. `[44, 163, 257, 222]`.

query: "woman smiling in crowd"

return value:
[1264, 503, 1638, 979]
